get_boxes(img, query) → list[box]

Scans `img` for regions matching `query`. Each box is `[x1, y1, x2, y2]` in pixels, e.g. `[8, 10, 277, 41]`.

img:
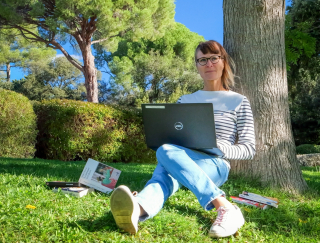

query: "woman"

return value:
[110, 40, 256, 238]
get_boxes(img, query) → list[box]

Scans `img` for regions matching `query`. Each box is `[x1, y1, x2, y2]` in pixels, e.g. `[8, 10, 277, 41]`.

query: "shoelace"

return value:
[213, 206, 230, 226]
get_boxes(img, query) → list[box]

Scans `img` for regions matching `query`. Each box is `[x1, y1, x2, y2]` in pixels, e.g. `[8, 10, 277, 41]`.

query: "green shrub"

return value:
[296, 144, 320, 154]
[0, 89, 37, 158]
[34, 99, 156, 163]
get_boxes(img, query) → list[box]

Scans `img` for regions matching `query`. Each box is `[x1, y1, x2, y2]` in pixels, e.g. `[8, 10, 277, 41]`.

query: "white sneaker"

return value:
[209, 204, 245, 238]
[110, 185, 140, 234]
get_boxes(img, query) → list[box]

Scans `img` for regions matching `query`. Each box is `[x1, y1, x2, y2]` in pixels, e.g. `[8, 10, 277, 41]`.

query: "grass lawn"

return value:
[0, 157, 319, 242]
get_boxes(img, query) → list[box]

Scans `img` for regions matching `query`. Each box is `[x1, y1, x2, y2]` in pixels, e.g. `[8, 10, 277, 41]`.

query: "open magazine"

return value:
[79, 158, 121, 194]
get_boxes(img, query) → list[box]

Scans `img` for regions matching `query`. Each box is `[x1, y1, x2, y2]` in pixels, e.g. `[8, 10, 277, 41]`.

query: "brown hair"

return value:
[194, 40, 235, 90]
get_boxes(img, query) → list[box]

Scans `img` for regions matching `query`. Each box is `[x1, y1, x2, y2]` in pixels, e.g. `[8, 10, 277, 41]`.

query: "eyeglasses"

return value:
[196, 56, 223, 66]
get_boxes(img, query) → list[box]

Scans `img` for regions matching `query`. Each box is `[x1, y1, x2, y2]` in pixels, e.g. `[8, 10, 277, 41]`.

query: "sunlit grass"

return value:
[0, 157, 319, 242]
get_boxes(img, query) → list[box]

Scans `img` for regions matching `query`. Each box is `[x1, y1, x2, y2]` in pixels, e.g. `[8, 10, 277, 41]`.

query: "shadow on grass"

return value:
[0, 157, 86, 180]
[164, 199, 213, 234]
[63, 211, 119, 233]
[0, 157, 155, 189]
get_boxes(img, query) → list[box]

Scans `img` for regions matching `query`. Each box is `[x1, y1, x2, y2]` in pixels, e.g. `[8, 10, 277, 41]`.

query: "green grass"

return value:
[0, 157, 319, 242]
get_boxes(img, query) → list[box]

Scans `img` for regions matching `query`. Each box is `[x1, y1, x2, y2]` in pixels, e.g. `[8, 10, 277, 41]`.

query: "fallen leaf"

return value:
[26, 205, 36, 209]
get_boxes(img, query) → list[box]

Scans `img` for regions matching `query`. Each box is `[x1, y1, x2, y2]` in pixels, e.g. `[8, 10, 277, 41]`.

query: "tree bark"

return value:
[223, 0, 308, 193]
[81, 44, 98, 103]
[6, 63, 10, 83]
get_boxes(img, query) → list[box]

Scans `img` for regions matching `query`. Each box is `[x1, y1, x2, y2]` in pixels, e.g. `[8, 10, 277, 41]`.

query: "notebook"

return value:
[141, 103, 220, 153]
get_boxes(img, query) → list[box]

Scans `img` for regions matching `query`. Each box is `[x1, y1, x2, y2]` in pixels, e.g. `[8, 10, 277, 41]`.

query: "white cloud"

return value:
[54, 54, 83, 60]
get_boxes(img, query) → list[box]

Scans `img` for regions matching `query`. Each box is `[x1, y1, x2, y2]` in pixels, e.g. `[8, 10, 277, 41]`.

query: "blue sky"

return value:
[175, 0, 292, 42]
[175, 0, 223, 43]
[9, 0, 291, 81]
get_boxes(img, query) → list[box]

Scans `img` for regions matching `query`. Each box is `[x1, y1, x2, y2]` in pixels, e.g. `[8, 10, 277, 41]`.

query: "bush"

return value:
[34, 99, 156, 163]
[296, 144, 320, 154]
[0, 89, 37, 158]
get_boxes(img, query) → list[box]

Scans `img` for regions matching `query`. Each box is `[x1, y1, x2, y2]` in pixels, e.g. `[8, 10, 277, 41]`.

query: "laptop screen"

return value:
[141, 103, 217, 151]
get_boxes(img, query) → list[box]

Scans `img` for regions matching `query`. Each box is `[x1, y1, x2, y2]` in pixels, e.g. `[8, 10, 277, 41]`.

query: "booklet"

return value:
[52, 187, 94, 197]
[46, 181, 85, 188]
[78, 158, 121, 194]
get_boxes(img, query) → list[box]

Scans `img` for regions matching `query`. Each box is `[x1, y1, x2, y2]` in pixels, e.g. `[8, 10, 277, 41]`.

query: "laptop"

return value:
[141, 103, 220, 154]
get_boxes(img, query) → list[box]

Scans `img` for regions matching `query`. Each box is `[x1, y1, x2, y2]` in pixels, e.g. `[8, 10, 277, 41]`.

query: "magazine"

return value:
[230, 196, 269, 210]
[78, 158, 121, 194]
[239, 191, 279, 208]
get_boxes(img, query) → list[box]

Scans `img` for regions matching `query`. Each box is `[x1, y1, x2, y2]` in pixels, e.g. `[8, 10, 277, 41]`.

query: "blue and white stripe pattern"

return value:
[177, 90, 256, 161]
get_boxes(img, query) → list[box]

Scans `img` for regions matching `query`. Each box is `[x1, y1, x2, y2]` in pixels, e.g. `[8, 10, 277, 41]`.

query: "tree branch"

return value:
[8, 24, 83, 72]
[91, 28, 132, 44]
[50, 39, 84, 72]
[87, 16, 97, 38]
[15, 25, 48, 43]
[91, 37, 109, 44]
[100, 69, 115, 77]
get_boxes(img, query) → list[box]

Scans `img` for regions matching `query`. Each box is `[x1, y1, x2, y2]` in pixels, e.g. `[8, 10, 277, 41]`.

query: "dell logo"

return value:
[174, 122, 183, 130]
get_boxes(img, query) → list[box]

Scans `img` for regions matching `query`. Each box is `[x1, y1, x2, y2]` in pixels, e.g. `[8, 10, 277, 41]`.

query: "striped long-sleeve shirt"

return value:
[177, 90, 256, 162]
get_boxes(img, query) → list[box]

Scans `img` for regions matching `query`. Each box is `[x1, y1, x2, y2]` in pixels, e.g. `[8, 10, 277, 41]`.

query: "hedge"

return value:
[296, 144, 320, 155]
[0, 89, 37, 158]
[33, 99, 156, 163]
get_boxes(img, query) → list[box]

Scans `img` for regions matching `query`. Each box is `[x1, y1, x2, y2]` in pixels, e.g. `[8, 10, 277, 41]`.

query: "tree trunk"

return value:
[6, 63, 10, 83]
[82, 44, 98, 103]
[223, 0, 308, 193]
[51, 37, 99, 103]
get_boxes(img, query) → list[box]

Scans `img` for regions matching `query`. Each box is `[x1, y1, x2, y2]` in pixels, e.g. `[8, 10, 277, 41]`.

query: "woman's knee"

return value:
[156, 144, 178, 160]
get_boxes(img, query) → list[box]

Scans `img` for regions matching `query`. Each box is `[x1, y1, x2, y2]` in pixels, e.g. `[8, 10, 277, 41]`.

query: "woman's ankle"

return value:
[211, 196, 232, 209]
[139, 204, 147, 217]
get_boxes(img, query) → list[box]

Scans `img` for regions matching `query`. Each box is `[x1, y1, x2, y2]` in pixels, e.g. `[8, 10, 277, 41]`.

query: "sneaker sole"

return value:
[110, 185, 138, 234]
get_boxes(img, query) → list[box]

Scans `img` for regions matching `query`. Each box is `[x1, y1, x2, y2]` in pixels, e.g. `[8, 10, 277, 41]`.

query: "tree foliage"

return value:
[288, 57, 320, 145]
[98, 23, 205, 106]
[285, 14, 316, 70]
[0, 28, 56, 82]
[0, 57, 86, 101]
[285, 0, 320, 145]
[0, 0, 176, 102]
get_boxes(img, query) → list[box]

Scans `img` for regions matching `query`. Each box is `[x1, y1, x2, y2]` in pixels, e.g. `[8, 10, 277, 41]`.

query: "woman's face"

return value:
[195, 50, 224, 83]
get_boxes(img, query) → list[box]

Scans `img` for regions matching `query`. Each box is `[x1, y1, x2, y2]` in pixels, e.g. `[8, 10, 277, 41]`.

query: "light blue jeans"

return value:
[136, 144, 230, 221]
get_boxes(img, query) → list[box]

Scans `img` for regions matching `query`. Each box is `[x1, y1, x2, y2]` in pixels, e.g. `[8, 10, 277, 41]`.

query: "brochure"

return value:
[79, 158, 121, 194]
